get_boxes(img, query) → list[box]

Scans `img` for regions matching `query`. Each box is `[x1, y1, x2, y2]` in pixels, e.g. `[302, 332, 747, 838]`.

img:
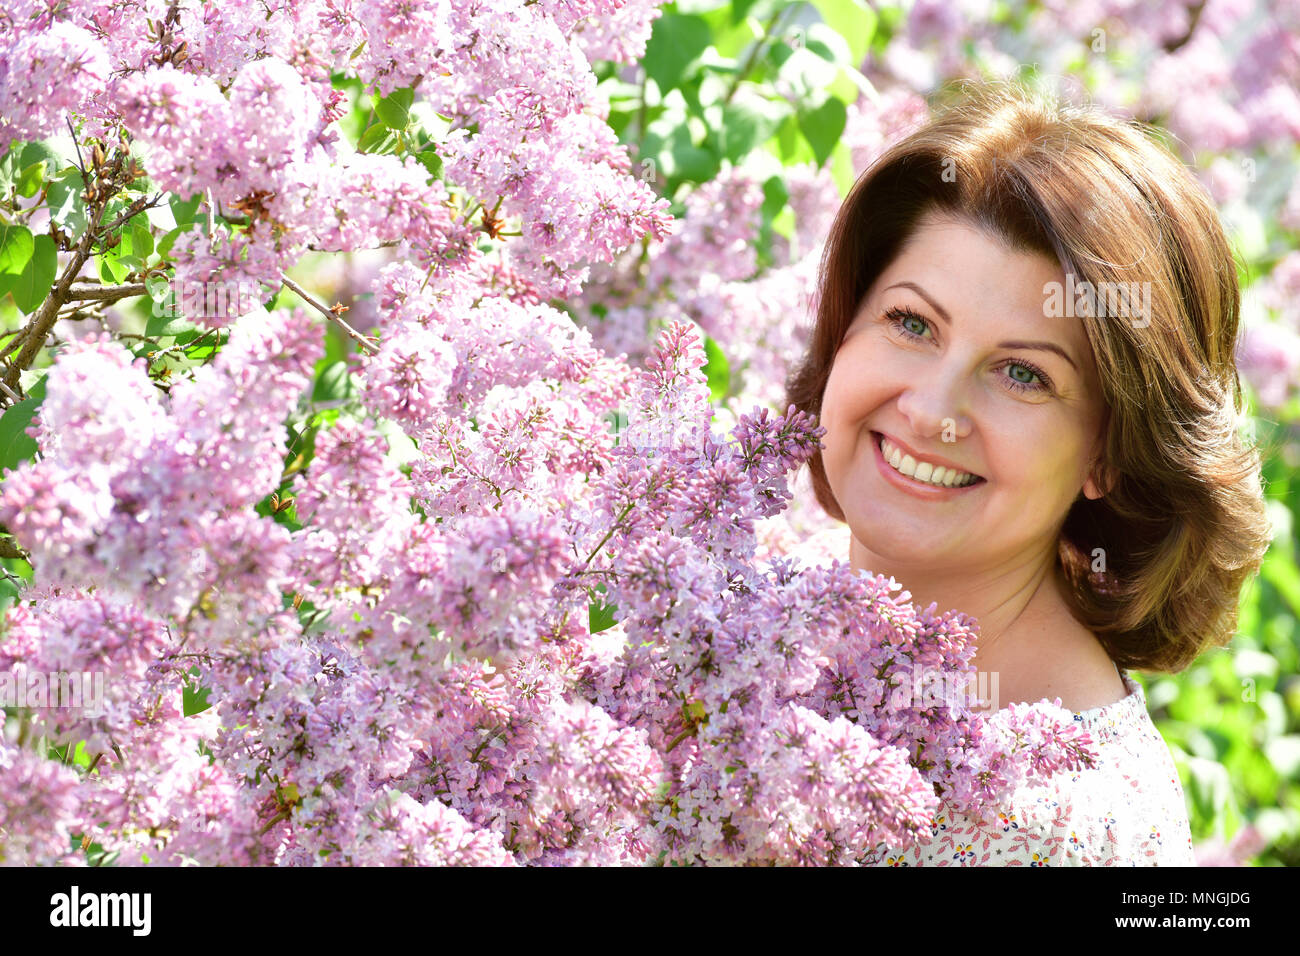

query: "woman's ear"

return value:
[1082, 425, 1114, 500]
[1083, 460, 1117, 500]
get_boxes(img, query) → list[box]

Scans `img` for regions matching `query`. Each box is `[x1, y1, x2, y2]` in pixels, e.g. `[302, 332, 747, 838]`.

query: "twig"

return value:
[0, 327, 28, 364]
[0, 138, 141, 395]
[99, 195, 162, 237]
[0, 536, 29, 561]
[280, 273, 379, 355]
[259, 807, 292, 835]
[722, 6, 794, 107]
[65, 116, 86, 177]
[65, 282, 147, 303]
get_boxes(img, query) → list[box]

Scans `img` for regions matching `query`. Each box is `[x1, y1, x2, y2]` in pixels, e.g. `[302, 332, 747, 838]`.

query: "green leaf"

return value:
[589, 598, 619, 634]
[829, 137, 854, 196]
[170, 193, 203, 227]
[665, 123, 721, 187]
[45, 168, 89, 236]
[415, 145, 443, 179]
[357, 123, 398, 154]
[156, 222, 195, 258]
[131, 219, 154, 260]
[702, 334, 731, 403]
[1261, 551, 1300, 620]
[184, 331, 222, 362]
[761, 174, 789, 222]
[797, 96, 847, 167]
[19, 141, 61, 173]
[0, 375, 46, 474]
[100, 249, 141, 285]
[811, 0, 876, 64]
[700, 5, 759, 58]
[0, 225, 34, 300]
[11, 234, 57, 314]
[375, 86, 415, 130]
[827, 66, 865, 107]
[183, 668, 212, 717]
[0, 142, 29, 194]
[643, 13, 713, 92]
[313, 359, 354, 403]
[144, 308, 197, 340]
[718, 99, 788, 163]
[771, 206, 797, 243]
[15, 161, 45, 199]
[731, 0, 766, 22]
[772, 112, 816, 165]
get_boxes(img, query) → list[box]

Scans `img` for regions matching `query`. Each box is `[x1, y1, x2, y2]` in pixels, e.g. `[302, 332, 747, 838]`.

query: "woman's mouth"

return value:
[871, 431, 986, 493]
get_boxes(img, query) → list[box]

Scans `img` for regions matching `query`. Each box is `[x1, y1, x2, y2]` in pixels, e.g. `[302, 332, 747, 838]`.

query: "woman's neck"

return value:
[847, 533, 1061, 651]
[847, 534, 1127, 711]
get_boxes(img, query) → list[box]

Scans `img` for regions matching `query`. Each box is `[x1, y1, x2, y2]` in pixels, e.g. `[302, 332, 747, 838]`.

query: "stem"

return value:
[0, 327, 31, 364]
[577, 501, 636, 574]
[146, 326, 219, 366]
[1163, 0, 1206, 53]
[2, 212, 102, 396]
[665, 725, 695, 754]
[0, 142, 157, 396]
[280, 273, 379, 355]
[636, 64, 650, 145]
[100, 195, 161, 238]
[65, 282, 148, 303]
[722, 5, 794, 107]
[259, 807, 291, 835]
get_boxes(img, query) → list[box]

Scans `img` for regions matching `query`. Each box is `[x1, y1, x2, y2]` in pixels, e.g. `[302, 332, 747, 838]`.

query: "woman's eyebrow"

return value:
[880, 280, 1079, 372]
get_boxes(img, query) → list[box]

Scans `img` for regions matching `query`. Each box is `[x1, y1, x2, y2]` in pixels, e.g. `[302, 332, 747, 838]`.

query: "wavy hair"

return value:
[785, 77, 1273, 673]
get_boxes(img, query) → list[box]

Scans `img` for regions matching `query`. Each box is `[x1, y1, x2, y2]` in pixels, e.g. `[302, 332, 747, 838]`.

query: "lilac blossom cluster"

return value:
[1, 307, 1096, 865]
[1, 0, 672, 315]
[0, 0, 1103, 866]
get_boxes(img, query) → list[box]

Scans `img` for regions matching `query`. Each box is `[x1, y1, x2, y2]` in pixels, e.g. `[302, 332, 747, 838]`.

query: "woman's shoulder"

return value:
[867, 672, 1197, 866]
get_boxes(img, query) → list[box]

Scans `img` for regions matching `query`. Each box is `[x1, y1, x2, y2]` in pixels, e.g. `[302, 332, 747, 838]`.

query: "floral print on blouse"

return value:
[865, 670, 1196, 866]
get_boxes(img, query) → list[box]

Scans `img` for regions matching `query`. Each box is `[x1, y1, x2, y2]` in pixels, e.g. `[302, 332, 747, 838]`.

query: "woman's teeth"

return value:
[879, 435, 980, 488]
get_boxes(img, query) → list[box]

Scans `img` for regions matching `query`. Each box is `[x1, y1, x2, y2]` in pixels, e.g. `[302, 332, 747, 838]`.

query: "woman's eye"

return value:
[885, 306, 930, 339]
[884, 306, 1054, 395]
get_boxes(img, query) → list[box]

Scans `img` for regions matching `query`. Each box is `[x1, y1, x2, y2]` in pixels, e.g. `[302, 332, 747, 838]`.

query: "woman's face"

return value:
[820, 212, 1110, 574]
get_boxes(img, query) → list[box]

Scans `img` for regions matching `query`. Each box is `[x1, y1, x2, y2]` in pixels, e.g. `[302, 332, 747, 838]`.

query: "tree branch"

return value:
[0, 139, 152, 396]
[65, 282, 148, 303]
[280, 273, 379, 355]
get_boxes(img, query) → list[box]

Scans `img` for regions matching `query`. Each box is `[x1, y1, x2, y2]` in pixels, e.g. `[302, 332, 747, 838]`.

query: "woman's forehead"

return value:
[873, 217, 1067, 312]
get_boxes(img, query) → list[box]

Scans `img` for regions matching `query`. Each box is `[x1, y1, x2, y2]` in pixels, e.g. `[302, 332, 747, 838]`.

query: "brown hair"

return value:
[786, 77, 1273, 673]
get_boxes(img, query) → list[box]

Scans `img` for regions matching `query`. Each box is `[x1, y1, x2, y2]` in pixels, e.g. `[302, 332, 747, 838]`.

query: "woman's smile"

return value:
[869, 429, 987, 500]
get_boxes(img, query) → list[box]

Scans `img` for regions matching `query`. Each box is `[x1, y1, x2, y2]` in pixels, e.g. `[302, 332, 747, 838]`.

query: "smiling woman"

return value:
[786, 78, 1272, 865]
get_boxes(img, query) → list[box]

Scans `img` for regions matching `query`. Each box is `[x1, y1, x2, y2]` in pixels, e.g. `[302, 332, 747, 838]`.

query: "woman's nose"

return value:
[895, 371, 972, 443]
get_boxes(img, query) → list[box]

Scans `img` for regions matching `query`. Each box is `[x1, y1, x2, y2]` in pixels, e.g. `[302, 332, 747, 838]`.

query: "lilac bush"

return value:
[3, 0, 1217, 866]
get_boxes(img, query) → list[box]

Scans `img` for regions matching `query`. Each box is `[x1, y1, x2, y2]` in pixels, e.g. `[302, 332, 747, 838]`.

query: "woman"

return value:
[785, 79, 1272, 865]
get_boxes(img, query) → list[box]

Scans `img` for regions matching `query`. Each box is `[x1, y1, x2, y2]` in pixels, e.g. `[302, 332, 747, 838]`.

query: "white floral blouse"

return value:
[865, 670, 1197, 866]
